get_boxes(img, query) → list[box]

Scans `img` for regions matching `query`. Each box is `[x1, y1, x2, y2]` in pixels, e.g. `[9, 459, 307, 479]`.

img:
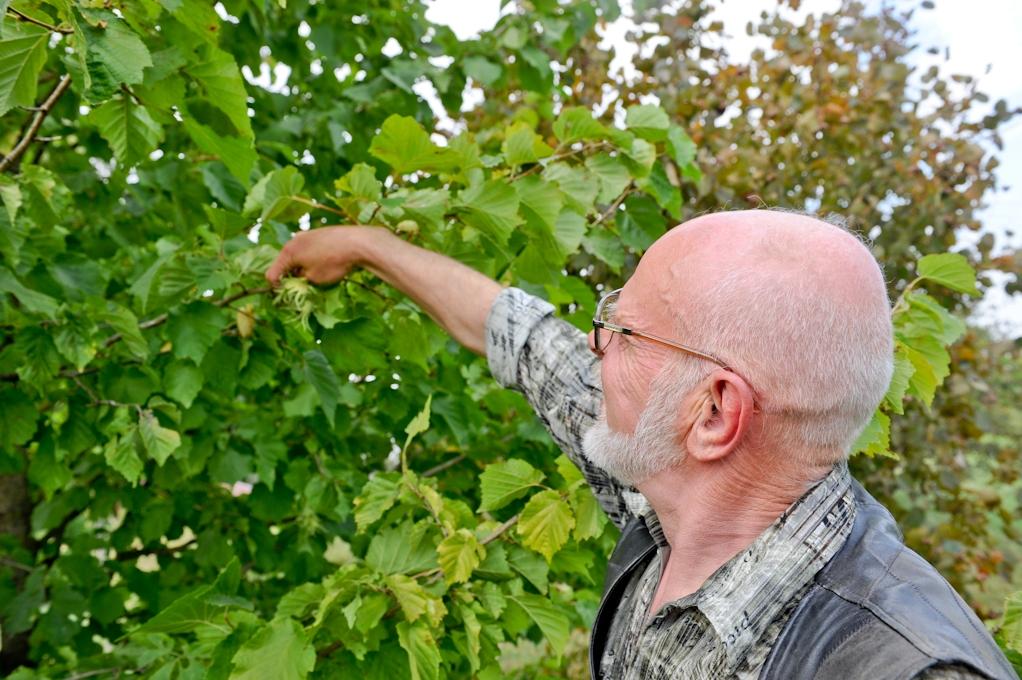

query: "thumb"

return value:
[265, 249, 296, 287]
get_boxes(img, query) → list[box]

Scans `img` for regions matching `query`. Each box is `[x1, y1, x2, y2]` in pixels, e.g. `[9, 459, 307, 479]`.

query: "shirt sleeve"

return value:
[485, 287, 635, 529]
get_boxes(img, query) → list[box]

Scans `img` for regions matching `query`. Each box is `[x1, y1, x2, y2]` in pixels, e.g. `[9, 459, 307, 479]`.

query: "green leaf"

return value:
[1001, 591, 1022, 653]
[883, 349, 914, 415]
[916, 253, 979, 296]
[396, 621, 441, 680]
[0, 267, 59, 317]
[437, 528, 484, 585]
[369, 115, 456, 175]
[139, 410, 181, 466]
[463, 55, 502, 86]
[183, 117, 256, 187]
[0, 388, 37, 449]
[103, 303, 149, 359]
[404, 394, 433, 440]
[455, 179, 522, 245]
[303, 349, 339, 427]
[900, 334, 950, 406]
[572, 486, 606, 541]
[400, 188, 449, 233]
[905, 291, 966, 346]
[366, 522, 438, 574]
[104, 432, 144, 485]
[335, 162, 382, 201]
[190, 46, 253, 138]
[164, 360, 204, 408]
[160, 0, 222, 43]
[0, 22, 48, 117]
[552, 106, 607, 144]
[507, 592, 570, 656]
[666, 125, 697, 170]
[852, 409, 894, 458]
[544, 163, 598, 215]
[167, 303, 226, 364]
[354, 473, 401, 531]
[585, 154, 631, 204]
[229, 618, 315, 680]
[625, 104, 670, 141]
[479, 459, 545, 511]
[243, 167, 308, 223]
[75, 12, 153, 102]
[636, 162, 681, 219]
[275, 583, 326, 619]
[89, 98, 163, 166]
[517, 489, 574, 562]
[0, 175, 21, 222]
[502, 122, 554, 167]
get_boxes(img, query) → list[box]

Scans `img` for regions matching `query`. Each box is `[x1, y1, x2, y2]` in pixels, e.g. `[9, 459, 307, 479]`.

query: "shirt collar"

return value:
[638, 463, 857, 666]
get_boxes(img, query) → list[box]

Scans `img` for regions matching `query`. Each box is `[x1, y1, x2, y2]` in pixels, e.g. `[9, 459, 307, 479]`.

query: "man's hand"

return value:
[263, 225, 502, 355]
[264, 225, 390, 287]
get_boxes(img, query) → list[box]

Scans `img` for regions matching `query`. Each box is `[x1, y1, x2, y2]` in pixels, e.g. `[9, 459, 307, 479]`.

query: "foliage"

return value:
[0, 0, 1017, 678]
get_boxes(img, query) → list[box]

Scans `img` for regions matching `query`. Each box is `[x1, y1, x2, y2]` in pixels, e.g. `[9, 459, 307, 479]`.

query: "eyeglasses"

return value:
[592, 288, 730, 369]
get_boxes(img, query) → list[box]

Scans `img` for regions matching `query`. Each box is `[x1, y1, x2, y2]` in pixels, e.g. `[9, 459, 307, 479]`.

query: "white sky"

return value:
[424, 0, 1022, 335]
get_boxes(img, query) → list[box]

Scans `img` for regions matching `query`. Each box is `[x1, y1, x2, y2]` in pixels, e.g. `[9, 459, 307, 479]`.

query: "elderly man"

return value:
[265, 210, 1014, 679]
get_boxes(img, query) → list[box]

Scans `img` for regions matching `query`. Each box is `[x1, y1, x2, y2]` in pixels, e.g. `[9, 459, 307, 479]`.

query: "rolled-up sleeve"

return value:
[485, 287, 635, 529]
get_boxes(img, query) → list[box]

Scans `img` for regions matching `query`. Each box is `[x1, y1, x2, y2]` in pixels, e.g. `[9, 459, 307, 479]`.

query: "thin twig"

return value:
[65, 669, 121, 680]
[0, 74, 72, 174]
[481, 514, 519, 546]
[0, 556, 35, 573]
[592, 182, 635, 227]
[103, 285, 270, 348]
[422, 454, 467, 478]
[293, 196, 348, 218]
[6, 7, 74, 34]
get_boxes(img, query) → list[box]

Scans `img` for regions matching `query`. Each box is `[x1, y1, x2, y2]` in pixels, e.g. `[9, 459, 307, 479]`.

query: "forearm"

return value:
[358, 230, 502, 355]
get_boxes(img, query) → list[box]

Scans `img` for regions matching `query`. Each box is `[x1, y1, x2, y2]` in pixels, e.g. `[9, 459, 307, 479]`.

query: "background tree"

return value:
[0, 0, 1018, 678]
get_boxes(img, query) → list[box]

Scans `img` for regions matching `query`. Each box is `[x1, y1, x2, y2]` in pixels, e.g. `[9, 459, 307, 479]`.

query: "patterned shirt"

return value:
[484, 287, 983, 680]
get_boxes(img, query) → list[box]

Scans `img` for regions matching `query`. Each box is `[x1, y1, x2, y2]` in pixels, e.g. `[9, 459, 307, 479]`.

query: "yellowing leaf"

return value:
[397, 620, 441, 680]
[517, 489, 574, 562]
[139, 410, 181, 466]
[851, 409, 894, 458]
[479, 459, 545, 511]
[437, 528, 484, 585]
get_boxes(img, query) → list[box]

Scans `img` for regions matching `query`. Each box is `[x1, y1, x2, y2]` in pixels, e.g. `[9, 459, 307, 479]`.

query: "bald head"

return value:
[634, 209, 893, 463]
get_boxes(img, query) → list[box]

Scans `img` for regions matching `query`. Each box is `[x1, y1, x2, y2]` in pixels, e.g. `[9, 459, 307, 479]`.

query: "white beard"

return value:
[582, 387, 687, 486]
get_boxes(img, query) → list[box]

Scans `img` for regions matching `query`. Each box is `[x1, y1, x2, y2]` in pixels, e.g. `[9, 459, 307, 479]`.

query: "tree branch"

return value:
[103, 285, 271, 348]
[6, 8, 74, 34]
[422, 454, 467, 478]
[0, 74, 72, 174]
[481, 514, 519, 546]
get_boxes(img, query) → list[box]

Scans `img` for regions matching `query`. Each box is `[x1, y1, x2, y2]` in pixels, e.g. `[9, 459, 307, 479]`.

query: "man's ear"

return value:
[682, 369, 756, 462]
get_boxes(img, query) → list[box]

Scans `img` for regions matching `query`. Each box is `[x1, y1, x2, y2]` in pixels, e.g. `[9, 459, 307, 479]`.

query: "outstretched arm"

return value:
[265, 226, 502, 355]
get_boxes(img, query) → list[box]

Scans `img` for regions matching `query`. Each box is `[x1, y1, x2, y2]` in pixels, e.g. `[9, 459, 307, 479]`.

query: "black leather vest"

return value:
[589, 481, 1017, 680]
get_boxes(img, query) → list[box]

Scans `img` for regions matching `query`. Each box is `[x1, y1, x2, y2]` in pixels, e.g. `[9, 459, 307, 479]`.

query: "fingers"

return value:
[265, 245, 295, 287]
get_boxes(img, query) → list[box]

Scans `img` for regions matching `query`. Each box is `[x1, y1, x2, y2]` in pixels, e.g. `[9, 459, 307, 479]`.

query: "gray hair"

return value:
[651, 210, 894, 467]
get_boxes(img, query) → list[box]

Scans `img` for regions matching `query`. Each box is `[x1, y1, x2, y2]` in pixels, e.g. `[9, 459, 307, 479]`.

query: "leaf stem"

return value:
[294, 196, 349, 219]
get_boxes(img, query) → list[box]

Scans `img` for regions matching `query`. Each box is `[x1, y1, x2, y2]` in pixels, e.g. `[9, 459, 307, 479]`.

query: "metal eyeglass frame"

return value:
[592, 287, 731, 369]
